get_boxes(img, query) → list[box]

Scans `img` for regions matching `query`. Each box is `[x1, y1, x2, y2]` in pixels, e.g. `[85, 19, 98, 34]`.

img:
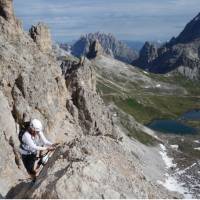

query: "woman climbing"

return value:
[19, 119, 58, 181]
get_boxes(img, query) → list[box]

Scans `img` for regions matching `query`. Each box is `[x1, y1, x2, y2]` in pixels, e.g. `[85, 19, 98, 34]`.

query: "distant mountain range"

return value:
[122, 40, 163, 52]
[61, 32, 138, 64]
[133, 13, 200, 80]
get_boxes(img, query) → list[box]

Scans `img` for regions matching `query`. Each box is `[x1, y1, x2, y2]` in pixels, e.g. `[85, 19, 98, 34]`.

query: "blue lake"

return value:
[147, 110, 200, 135]
[180, 109, 200, 120]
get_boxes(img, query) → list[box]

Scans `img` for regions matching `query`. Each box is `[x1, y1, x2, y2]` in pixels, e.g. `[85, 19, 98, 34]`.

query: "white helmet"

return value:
[30, 119, 43, 132]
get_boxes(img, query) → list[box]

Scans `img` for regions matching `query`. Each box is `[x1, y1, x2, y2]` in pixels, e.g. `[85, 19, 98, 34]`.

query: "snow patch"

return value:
[156, 84, 161, 88]
[158, 144, 192, 198]
[113, 113, 117, 117]
[157, 177, 192, 199]
[175, 163, 196, 176]
[144, 86, 150, 89]
[170, 145, 179, 150]
[159, 144, 176, 169]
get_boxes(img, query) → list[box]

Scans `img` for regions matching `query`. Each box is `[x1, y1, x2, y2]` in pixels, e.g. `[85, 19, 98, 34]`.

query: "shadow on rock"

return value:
[6, 181, 35, 199]
[6, 146, 64, 199]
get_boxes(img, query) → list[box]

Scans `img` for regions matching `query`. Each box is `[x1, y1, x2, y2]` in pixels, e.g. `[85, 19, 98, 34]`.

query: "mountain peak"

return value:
[71, 32, 138, 63]
[175, 12, 200, 43]
[194, 12, 200, 21]
[87, 39, 105, 59]
[132, 12, 200, 80]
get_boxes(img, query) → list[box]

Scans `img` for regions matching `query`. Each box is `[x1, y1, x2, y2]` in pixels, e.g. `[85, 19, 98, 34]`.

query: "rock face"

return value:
[6, 132, 178, 199]
[0, 0, 183, 199]
[62, 57, 114, 136]
[133, 42, 158, 69]
[70, 32, 138, 63]
[0, 3, 76, 195]
[87, 40, 105, 59]
[132, 13, 200, 80]
[29, 22, 52, 53]
[0, 0, 14, 21]
[0, 0, 21, 39]
[175, 13, 200, 44]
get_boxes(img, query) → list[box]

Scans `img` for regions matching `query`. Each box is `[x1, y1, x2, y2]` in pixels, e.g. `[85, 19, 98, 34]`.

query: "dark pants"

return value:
[21, 154, 37, 175]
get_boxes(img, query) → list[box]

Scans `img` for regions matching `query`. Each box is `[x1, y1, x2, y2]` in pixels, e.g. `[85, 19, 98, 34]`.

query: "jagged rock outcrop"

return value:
[0, 2, 80, 195]
[0, 0, 21, 40]
[29, 22, 52, 53]
[69, 32, 138, 63]
[61, 58, 114, 136]
[0, 0, 15, 22]
[132, 42, 158, 69]
[87, 40, 105, 59]
[132, 13, 200, 80]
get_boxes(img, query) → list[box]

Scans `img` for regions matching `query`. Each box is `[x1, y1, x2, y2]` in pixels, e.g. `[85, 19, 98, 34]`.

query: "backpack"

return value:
[18, 121, 30, 144]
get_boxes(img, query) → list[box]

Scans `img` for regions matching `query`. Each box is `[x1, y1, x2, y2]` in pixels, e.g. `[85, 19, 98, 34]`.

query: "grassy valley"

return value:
[95, 57, 200, 125]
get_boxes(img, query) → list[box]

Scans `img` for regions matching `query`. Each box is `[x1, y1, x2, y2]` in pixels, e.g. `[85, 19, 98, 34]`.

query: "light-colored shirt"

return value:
[19, 131, 53, 155]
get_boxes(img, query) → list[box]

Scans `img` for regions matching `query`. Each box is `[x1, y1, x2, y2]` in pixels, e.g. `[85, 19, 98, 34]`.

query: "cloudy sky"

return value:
[14, 0, 200, 43]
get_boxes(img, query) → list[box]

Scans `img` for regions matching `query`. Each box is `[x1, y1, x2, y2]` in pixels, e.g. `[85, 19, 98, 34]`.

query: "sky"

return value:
[14, 0, 200, 43]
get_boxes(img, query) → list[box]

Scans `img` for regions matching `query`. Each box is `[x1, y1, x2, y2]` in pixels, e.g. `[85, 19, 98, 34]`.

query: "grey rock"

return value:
[62, 58, 114, 136]
[0, 91, 25, 197]
[7, 133, 180, 199]
[0, 0, 22, 40]
[87, 39, 105, 59]
[0, 0, 15, 22]
[133, 41, 158, 69]
[29, 22, 52, 53]
[0, 8, 79, 195]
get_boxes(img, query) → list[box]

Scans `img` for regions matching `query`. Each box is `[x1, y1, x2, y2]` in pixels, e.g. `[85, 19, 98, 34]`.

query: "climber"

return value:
[19, 119, 58, 181]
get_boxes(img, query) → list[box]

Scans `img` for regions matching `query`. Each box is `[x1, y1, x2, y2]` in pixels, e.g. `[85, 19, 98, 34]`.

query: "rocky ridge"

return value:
[87, 40, 106, 59]
[69, 32, 138, 64]
[132, 41, 158, 69]
[133, 13, 200, 80]
[0, 1, 181, 198]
